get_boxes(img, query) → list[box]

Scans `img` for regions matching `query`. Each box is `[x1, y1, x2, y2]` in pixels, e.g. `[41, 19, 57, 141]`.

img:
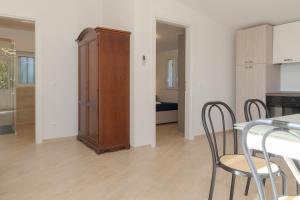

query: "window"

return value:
[19, 56, 35, 85]
[0, 61, 8, 89]
[166, 59, 177, 89]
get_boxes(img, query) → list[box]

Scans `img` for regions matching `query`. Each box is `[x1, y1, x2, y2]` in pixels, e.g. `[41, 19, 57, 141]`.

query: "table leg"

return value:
[284, 157, 300, 184]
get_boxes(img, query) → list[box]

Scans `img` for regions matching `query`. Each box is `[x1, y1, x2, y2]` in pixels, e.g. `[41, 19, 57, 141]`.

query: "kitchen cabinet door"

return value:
[273, 21, 300, 64]
[236, 65, 249, 122]
[236, 64, 266, 122]
[251, 64, 266, 102]
[236, 25, 271, 65]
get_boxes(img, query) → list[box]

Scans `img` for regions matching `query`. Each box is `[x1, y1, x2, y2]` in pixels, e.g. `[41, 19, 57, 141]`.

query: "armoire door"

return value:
[86, 40, 99, 144]
[99, 30, 130, 147]
[78, 44, 88, 137]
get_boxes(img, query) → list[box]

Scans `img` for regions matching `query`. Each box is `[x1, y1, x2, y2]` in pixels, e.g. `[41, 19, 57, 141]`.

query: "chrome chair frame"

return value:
[244, 99, 270, 195]
[241, 120, 298, 200]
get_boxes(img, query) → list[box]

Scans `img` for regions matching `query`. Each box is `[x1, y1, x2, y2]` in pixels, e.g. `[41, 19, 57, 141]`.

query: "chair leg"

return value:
[244, 178, 251, 196]
[297, 182, 300, 195]
[208, 166, 217, 200]
[280, 171, 287, 195]
[229, 174, 236, 200]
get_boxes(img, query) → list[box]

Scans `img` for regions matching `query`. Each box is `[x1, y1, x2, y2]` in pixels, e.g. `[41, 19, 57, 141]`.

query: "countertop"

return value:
[266, 92, 300, 97]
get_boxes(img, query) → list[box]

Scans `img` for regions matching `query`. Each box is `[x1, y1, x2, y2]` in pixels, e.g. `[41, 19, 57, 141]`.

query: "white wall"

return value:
[156, 49, 178, 103]
[0, 0, 103, 141]
[102, 0, 134, 31]
[102, 0, 235, 147]
[1, 0, 235, 145]
[281, 63, 300, 91]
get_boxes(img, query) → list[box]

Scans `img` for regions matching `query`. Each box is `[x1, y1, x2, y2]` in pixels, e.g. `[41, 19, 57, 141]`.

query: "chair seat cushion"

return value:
[279, 196, 300, 200]
[219, 154, 280, 175]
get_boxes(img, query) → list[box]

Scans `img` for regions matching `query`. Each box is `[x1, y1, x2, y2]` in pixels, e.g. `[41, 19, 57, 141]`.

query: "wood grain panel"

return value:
[78, 45, 87, 138]
[87, 40, 99, 144]
[99, 29, 130, 148]
[16, 86, 35, 126]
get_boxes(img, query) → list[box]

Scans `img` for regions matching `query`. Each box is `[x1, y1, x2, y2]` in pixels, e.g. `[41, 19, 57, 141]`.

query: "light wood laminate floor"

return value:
[0, 123, 298, 200]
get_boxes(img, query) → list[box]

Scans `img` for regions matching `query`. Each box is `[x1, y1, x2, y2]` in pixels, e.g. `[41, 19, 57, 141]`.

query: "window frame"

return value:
[166, 58, 178, 90]
[17, 52, 35, 87]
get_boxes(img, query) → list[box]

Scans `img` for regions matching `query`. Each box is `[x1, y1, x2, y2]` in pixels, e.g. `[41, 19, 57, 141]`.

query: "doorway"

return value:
[0, 16, 35, 143]
[155, 21, 186, 145]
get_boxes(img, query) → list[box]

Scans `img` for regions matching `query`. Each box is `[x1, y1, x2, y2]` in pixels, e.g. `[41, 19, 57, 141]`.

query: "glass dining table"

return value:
[235, 114, 300, 200]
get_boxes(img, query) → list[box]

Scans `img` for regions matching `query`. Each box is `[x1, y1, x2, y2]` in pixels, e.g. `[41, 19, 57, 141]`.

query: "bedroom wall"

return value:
[0, 0, 103, 142]
[156, 49, 178, 103]
[102, 0, 235, 147]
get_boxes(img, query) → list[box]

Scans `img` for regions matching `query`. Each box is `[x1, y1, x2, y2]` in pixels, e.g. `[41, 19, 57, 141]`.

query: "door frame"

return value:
[0, 13, 42, 144]
[152, 17, 193, 147]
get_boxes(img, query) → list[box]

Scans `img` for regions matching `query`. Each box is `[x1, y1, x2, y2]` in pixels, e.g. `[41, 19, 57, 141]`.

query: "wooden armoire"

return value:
[76, 27, 130, 154]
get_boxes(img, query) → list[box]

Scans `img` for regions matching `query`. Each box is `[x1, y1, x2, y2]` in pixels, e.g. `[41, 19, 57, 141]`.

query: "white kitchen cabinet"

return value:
[236, 24, 280, 122]
[236, 25, 273, 65]
[273, 21, 300, 64]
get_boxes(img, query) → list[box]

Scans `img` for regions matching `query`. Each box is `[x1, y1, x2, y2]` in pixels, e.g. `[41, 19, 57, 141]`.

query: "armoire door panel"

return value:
[78, 44, 88, 136]
[87, 40, 99, 143]
[99, 31, 130, 147]
[79, 105, 87, 136]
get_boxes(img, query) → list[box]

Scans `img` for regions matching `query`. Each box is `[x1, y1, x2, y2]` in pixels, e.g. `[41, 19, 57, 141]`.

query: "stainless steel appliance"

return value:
[266, 93, 300, 117]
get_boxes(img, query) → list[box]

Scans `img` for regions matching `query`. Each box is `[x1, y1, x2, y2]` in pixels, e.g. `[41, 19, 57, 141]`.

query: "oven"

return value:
[266, 96, 300, 117]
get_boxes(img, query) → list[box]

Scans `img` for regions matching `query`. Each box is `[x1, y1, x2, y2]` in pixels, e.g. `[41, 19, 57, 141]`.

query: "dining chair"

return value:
[244, 99, 270, 121]
[244, 99, 270, 195]
[242, 120, 300, 200]
[202, 101, 284, 200]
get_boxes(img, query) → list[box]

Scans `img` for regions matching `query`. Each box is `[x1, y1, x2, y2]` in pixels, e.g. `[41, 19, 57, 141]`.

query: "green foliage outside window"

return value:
[0, 61, 8, 89]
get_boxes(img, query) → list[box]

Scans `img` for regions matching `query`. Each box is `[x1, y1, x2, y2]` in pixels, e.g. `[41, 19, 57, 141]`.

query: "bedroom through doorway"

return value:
[155, 21, 186, 145]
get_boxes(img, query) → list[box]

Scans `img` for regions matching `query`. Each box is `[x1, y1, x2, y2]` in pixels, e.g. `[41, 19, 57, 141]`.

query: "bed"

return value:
[156, 101, 178, 124]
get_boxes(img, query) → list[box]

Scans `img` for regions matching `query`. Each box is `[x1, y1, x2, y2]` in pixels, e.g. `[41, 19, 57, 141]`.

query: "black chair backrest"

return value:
[244, 99, 270, 122]
[202, 101, 238, 164]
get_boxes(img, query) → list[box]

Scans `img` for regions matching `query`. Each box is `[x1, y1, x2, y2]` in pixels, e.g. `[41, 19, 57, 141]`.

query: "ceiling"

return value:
[0, 16, 35, 31]
[178, 0, 300, 29]
[156, 22, 185, 52]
